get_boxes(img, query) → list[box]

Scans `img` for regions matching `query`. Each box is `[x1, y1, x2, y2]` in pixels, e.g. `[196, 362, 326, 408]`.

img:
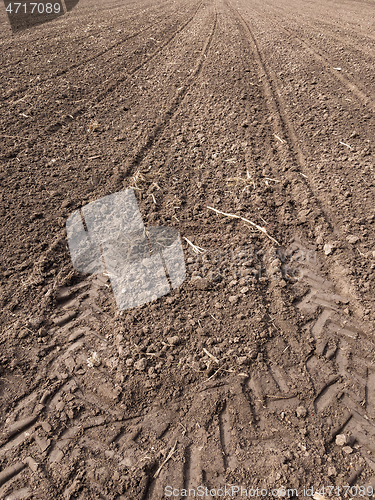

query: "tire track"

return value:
[0, 0, 145, 47]
[2, 239, 375, 495]
[281, 27, 375, 113]
[0, 0, 145, 53]
[1, 0, 198, 114]
[115, 9, 218, 185]
[225, 0, 327, 203]
[258, 4, 375, 58]
[2, 0, 375, 495]
[225, 0, 371, 315]
[288, 237, 375, 485]
[247, 6, 375, 114]
[0, 0, 204, 161]
[254, 0, 375, 45]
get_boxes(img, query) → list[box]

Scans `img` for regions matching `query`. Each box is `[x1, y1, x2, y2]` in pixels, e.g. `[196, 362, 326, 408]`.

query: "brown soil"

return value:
[1, 0, 375, 498]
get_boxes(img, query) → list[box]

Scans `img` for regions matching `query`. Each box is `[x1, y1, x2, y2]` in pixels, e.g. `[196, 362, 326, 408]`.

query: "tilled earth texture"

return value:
[1, 0, 375, 498]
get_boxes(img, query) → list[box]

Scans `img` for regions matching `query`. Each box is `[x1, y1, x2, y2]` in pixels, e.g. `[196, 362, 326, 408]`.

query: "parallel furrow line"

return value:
[1, 6, 178, 94]
[117, 10, 218, 185]
[0, 0, 204, 161]
[226, 0, 370, 314]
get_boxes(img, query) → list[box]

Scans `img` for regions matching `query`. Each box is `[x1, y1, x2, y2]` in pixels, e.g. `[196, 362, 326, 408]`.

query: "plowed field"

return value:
[1, 0, 375, 498]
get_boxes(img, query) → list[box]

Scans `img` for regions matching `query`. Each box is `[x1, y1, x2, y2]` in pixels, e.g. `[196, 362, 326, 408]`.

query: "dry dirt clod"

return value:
[27, 316, 43, 330]
[237, 356, 248, 365]
[193, 278, 211, 290]
[134, 358, 148, 371]
[346, 234, 359, 244]
[296, 406, 307, 418]
[327, 466, 337, 477]
[23, 456, 39, 472]
[87, 352, 101, 368]
[335, 434, 348, 446]
[87, 121, 100, 132]
[324, 243, 335, 255]
[167, 336, 180, 346]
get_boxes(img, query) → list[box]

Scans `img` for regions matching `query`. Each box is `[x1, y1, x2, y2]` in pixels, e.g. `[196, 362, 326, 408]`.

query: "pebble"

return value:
[167, 336, 180, 346]
[41, 421, 52, 433]
[327, 466, 337, 477]
[229, 295, 238, 304]
[335, 434, 348, 446]
[18, 329, 29, 339]
[24, 456, 38, 472]
[61, 199, 71, 209]
[48, 190, 60, 197]
[270, 258, 282, 269]
[28, 316, 43, 330]
[87, 352, 101, 368]
[324, 243, 335, 255]
[296, 406, 307, 418]
[342, 446, 353, 454]
[193, 278, 210, 290]
[346, 234, 359, 244]
[134, 358, 147, 371]
[240, 287, 249, 294]
[237, 356, 248, 365]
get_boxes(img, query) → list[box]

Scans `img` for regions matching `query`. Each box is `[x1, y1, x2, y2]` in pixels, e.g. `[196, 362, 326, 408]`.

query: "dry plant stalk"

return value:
[0, 134, 29, 140]
[131, 170, 147, 190]
[273, 134, 286, 144]
[153, 440, 178, 478]
[203, 348, 219, 364]
[226, 170, 256, 190]
[87, 121, 100, 132]
[183, 237, 205, 254]
[130, 170, 157, 191]
[207, 206, 280, 246]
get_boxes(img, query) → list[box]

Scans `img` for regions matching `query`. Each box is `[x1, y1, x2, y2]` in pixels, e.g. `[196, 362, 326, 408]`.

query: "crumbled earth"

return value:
[1, 0, 375, 498]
